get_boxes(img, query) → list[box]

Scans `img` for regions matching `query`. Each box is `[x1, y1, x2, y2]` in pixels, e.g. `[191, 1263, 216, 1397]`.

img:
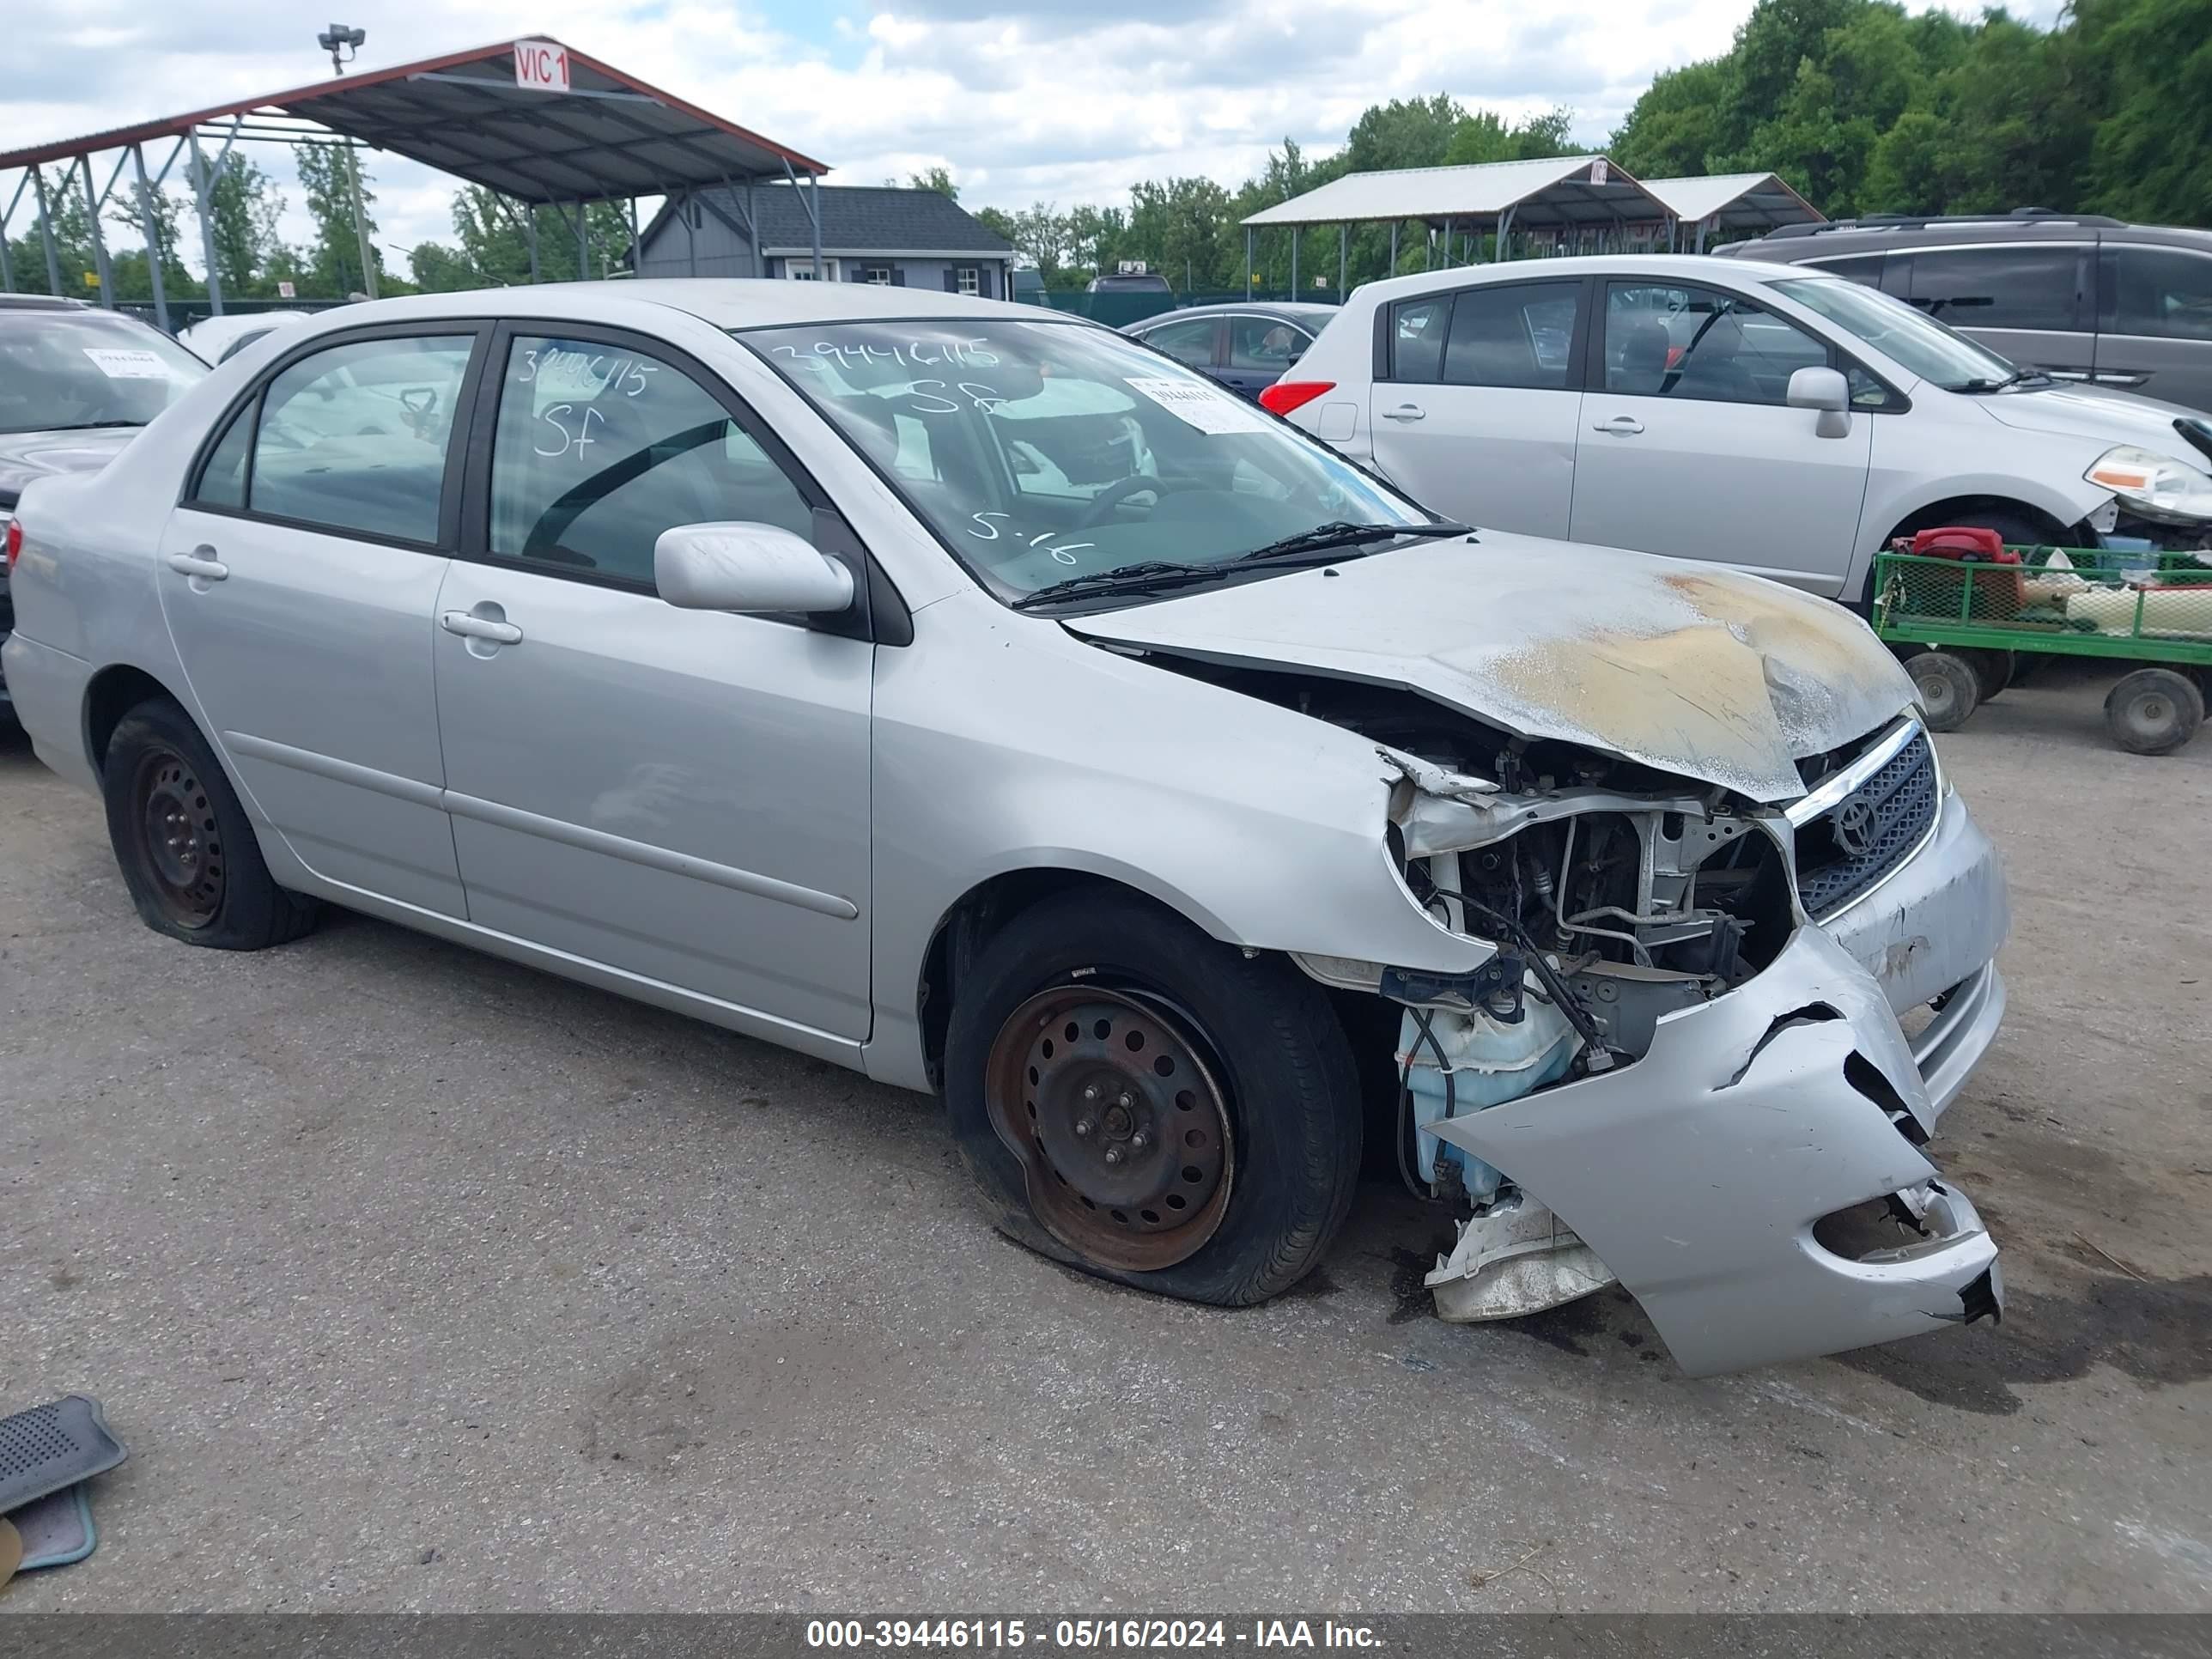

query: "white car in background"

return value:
[1267, 253, 2212, 603]
[177, 309, 314, 367]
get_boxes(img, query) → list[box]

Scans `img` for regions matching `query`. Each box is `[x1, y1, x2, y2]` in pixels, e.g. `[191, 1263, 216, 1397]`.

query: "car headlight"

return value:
[2085, 446, 2212, 525]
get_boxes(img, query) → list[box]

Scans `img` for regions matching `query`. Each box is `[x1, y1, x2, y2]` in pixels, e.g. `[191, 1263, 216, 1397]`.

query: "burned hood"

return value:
[1064, 533, 1915, 804]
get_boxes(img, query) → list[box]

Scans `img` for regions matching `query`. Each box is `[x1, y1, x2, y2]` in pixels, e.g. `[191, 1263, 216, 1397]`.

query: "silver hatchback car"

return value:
[3, 282, 2010, 1375]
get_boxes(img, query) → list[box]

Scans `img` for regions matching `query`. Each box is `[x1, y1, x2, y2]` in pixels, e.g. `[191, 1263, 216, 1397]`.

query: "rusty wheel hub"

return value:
[985, 985, 1233, 1272]
[133, 749, 224, 928]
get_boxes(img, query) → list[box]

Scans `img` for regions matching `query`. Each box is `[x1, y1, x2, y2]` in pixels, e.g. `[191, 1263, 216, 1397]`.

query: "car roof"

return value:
[266, 278, 1073, 337]
[1725, 220, 2212, 256]
[1346, 252, 1813, 306]
[1133, 302, 1337, 324]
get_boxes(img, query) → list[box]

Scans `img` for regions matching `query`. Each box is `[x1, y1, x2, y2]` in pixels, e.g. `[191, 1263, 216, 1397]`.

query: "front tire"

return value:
[2106, 667, 2204, 756]
[945, 889, 1361, 1306]
[101, 698, 321, 949]
[1910, 651, 1982, 733]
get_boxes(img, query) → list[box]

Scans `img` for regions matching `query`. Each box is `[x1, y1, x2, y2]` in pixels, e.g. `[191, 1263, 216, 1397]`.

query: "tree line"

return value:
[9, 0, 2203, 309]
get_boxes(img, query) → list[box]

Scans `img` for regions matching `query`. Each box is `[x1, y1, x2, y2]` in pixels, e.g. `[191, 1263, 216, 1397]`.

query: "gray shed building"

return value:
[635, 184, 1015, 296]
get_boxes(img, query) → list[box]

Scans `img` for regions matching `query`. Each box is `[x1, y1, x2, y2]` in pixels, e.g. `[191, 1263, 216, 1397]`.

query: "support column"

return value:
[525, 204, 541, 283]
[1389, 222, 1398, 276]
[808, 171, 823, 279]
[627, 197, 640, 274]
[1289, 226, 1298, 295]
[33, 166, 64, 296]
[1243, 226, 1253, 300]
[577, 203, 590, 281]
[745, 179, 761, 276]
[131, 145, 170, 332]
[188, 137, 224, 316]
[683, 192, 696, 276]
[1443, 218, 1452, 266]
[342, 141, 378, 299]
[1337, 222, 1346, 300]
[78, 155, 114, 307]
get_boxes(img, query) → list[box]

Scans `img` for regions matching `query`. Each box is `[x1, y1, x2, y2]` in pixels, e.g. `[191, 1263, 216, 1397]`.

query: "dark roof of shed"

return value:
[644, 184, 1015, 254]
[0, 39, 825, 199]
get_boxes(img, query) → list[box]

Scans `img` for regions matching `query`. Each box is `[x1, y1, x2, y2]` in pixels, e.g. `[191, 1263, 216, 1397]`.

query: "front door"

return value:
[1569, 280, 1871, 595]
[1364, 279, 1585, 539]
[158, 327, 483, 915]
[431, 327, 874, 1039]
[1218, 314, 1310, 400]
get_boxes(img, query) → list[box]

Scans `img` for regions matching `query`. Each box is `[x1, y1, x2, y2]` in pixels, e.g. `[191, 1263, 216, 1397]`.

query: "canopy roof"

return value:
[0, 38, 827, 200]
[1641, 173, 1824, 232]
[1240, 155, 1666, 230]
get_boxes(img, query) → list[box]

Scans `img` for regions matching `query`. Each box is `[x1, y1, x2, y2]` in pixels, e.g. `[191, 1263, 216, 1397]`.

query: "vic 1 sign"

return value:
[514, 40, 570, 93]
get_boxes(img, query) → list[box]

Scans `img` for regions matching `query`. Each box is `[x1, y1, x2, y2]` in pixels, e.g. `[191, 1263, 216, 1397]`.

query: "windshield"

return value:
[740, 319, 1427, 602]
[0, 307, 207, 434]
[1771, 276, 2021, 391]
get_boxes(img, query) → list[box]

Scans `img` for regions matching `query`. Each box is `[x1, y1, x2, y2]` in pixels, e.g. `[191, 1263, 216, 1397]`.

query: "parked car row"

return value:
[3, 274, 2015, 1378]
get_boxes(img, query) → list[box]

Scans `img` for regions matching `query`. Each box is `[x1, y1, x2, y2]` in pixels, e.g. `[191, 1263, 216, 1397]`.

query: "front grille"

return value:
[1795, 727, 1939, 918]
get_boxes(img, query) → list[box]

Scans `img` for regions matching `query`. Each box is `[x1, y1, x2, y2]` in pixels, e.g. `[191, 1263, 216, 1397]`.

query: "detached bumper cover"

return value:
[1426, 925, 2001, 1376]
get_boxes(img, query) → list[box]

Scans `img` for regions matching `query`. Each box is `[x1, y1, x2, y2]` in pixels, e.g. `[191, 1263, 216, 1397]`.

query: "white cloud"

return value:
[1, 0, 2062, 276]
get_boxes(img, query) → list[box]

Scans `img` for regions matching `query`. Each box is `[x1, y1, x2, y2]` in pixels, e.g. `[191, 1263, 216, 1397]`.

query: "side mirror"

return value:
[1787, 366, 1853, 438]
[654, 522, 855, 615]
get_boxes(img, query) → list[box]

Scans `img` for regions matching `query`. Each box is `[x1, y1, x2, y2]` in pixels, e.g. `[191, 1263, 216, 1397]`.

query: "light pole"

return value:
[316, 23, 380, 301]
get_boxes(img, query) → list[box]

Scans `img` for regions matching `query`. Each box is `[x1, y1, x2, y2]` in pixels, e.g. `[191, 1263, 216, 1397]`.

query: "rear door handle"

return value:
[441, 611, 523, 645]
[1590, 416, 1644, 435]
[1381, 403, 1426, 422]
[164, 549, 228, 580]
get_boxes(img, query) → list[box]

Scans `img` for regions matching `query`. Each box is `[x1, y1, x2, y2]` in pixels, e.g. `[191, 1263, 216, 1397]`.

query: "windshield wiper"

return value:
[1234, 520, 1470, 564]
[1952, 368, 2050, 393]
[1010, 560, 1237, 611]
[48, 419, 149, 430]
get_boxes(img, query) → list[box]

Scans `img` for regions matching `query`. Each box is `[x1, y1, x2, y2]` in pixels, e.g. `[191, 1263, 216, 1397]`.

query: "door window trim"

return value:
[178, 320, 495, 555]
[454, 318, 908, 643]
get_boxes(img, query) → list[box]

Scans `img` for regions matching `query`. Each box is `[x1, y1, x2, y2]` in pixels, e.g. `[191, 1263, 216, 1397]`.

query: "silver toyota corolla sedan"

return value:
[1, 282, 2010, 1375]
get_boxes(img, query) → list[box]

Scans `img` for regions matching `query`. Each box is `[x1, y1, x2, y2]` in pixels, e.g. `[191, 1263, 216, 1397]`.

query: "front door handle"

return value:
[441, 610, 523, 645]
[164, 549, 228, 580]
[1381, 403, 1426, 422]
[1590, 416, 1645, 435]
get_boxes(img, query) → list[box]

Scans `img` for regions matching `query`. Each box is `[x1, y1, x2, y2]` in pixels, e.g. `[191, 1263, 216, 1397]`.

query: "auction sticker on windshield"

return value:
[1125, 376, 1272, 435]
[83, 348, 173, 380]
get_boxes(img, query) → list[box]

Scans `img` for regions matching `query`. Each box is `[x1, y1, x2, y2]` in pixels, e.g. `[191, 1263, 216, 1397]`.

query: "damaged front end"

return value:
[1297, 711, 2007, 1377]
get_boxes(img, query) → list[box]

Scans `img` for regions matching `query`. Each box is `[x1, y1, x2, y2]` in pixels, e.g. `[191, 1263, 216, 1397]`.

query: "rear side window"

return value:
[1806, 253, 1886, 287]
[1228, 315, 1310, 369]
[1905, 245, 2083, 331]
[1389, 296, 1451, 382]
[1138, 315, 1218, 368]
[1442, 283, 1580, 388]
[2101, 246, 2212, 342]
[250, 335, 475, 543]
[193, 402, 254, 508]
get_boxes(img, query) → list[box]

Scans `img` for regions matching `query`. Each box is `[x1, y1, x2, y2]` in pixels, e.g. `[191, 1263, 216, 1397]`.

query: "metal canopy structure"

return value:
[0, 38, 831, 330]
[1642, 173, 1824, 251]
[1236, 155, 1669, 296]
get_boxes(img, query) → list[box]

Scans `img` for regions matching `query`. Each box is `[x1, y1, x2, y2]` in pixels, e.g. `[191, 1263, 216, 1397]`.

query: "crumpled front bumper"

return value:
[1426, 923, 2002, 1376]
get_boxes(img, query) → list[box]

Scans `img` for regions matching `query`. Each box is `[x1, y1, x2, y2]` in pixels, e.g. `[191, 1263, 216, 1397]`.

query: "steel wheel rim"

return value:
[2125, 691, 2172, 737]
[132, 747, 224, 928]
[1917, 667, 1957, 718]
[984, 983, 1235, 1272]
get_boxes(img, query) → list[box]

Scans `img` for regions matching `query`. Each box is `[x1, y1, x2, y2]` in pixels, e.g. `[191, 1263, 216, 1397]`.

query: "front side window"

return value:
[1228, 316, 1310, 369]
[193, 402, 254, 508]
[0, 307, 205, 435]
[1602, 283, 1826, 405]
[744, 319, 1426, 604]
[1139, 315, 1218, 368]
[2102, 246, 2212, 342]
[1773, 276, 2019, 392]
[487, 335, 814, 587]
[1905, 244, 2083, 332]
[249, 334, 474, 543]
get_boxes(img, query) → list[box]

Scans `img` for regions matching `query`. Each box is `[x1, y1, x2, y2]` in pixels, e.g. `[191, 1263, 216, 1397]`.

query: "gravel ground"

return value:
[2, 659, 2208, 1613]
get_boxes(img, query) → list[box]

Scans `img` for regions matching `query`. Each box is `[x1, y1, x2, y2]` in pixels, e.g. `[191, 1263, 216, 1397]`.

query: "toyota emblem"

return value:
[1831, 793, 1880, 859]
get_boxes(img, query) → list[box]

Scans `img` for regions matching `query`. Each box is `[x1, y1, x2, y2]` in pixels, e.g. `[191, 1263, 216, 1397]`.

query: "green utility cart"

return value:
[1871, 544, 2212, 755]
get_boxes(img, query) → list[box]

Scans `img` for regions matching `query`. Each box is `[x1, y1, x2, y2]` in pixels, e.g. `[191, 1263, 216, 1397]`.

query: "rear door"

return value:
[1218, 313, 1313, 400]
[1897, 241, 2095, 383]
[1568, 279, 1871, 594]
[158, 325, 485, 915]
[1365, 278, 1586, 538]
[2095, 241, 2212, 414]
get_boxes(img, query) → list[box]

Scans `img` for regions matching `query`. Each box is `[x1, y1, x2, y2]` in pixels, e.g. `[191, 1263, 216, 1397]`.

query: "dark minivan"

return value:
[1717, 210, 2212, 414]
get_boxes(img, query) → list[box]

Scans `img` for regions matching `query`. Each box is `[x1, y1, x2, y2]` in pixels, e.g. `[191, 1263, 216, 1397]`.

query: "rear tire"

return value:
[101, 698, 321, 949]
[1910, 652, 1981, 733]
[945, 889, 1361, 1307]
[1957, 647, 2016, 702]
[2105, 668, 2204, 756]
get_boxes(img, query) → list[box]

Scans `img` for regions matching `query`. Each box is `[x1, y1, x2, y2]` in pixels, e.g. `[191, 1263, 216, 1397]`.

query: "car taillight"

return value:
[1258, 380, 1334, 416]
[3, 517, 20, 573]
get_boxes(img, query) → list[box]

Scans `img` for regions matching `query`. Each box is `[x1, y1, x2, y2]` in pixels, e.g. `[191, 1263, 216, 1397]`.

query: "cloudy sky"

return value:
[8, 1, 2049, 266]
